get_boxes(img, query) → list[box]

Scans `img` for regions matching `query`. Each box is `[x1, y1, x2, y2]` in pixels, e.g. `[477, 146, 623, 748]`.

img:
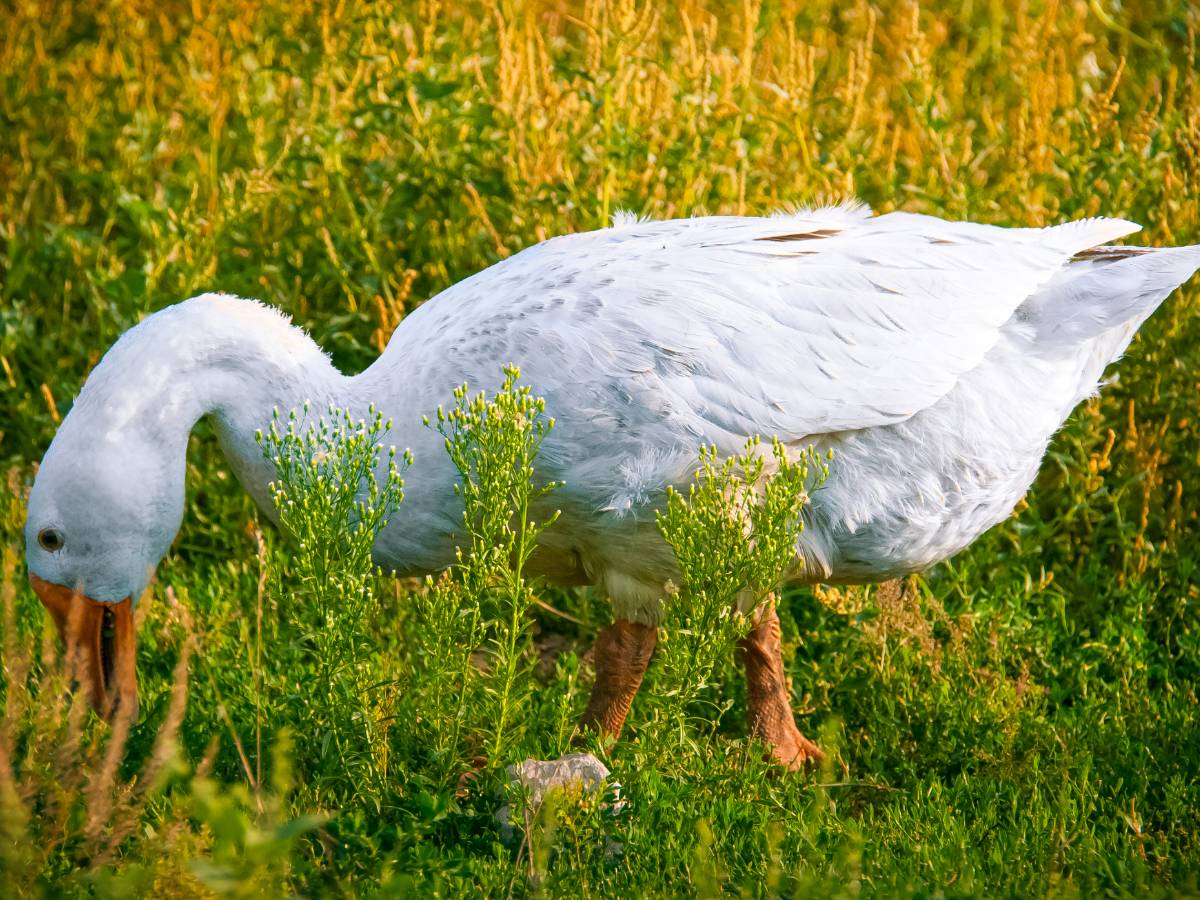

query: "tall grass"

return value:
[257, 404, 409, 807]
[1, 0, 1199, 895]
[433, 367, 562, 763]
[0, 541, 319, 897]
[647, 439, 823, 760]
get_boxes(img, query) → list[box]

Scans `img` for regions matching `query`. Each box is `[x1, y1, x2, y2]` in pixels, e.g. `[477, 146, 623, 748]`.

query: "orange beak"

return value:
[30, 573, 138, 721]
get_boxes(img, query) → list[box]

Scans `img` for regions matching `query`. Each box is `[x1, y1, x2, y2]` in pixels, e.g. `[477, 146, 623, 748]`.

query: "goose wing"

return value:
[396, 205, 1140, 445]
[543, 206, 1138, 441]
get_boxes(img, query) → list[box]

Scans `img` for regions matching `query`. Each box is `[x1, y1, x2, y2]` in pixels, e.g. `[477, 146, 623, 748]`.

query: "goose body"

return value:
[24, 204, 1200, 756]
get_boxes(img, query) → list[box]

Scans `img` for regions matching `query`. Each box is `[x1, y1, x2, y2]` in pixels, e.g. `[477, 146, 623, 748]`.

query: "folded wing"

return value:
[396, 205, 1142, 447]
[532, 206, 1142, 443]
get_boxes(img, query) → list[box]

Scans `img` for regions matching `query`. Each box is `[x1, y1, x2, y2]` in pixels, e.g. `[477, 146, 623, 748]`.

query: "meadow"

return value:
[2, 0, 1200, 895]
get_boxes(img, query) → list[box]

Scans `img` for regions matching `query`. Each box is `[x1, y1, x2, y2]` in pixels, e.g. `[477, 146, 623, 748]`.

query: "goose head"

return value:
[25, 417, 187, 721]
[21, 294, 346, 721]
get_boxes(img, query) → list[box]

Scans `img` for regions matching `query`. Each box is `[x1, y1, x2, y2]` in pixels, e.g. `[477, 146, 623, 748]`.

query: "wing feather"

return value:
[391, 206, 1142, 450]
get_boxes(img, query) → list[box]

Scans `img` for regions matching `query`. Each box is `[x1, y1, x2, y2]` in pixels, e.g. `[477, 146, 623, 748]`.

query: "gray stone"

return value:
[495, 752, 624, 842]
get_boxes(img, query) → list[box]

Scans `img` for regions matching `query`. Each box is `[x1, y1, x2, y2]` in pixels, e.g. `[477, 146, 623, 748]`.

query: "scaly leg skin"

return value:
[578, 619, 658, 740]
[739, 598, 823, 771]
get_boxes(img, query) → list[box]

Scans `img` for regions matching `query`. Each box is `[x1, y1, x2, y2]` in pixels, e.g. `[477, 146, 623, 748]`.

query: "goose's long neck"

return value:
[69, 294, 350, 519]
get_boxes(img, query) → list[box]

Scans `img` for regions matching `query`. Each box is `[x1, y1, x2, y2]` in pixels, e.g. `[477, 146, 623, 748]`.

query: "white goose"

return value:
[25, 203, 1200, 768]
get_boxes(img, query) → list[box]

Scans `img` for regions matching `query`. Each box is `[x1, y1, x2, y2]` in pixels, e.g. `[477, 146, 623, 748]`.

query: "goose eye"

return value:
[37, 528, 64, 552]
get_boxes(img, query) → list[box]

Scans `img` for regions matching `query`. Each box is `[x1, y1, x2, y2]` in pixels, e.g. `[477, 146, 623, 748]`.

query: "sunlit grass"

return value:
[1, 0, 1198, 895]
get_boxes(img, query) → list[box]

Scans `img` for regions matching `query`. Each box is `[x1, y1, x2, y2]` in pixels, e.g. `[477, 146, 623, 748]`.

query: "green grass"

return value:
[2, 0, 1200, 895]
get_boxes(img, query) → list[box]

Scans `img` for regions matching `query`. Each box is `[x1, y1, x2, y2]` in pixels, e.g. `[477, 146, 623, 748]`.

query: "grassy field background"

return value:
[2, 0, 1200, 895]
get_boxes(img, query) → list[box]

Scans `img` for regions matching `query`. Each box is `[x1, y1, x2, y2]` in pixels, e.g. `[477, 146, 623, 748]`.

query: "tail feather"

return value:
[1023, 244, 1200, 345]
[1038, 217, 1142, 256]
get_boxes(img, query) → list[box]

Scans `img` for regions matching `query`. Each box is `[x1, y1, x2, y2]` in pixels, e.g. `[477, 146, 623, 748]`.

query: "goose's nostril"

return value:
[100, 606, 117, 694]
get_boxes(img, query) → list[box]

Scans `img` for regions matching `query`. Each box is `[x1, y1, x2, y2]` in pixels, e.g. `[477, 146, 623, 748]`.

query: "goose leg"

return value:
[578, 619, 657, 739]
[739, 598, 823, 770]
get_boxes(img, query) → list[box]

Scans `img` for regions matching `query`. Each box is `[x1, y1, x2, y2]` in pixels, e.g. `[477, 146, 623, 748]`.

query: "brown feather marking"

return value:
[1072, 245, 1150, 262]
[755, 228, 841, 242]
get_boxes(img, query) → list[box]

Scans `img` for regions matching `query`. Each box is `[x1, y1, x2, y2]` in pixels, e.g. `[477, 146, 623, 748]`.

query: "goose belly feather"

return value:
[803, 328, 1084, 583]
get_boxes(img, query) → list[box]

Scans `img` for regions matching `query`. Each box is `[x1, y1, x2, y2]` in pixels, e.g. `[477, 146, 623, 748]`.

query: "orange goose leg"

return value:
[739, 598, 823, 770]
[578, 619, 657, 739]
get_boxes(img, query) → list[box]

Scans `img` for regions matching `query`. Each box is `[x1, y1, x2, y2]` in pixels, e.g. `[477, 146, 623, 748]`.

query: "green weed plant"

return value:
[649, 439, 825, 762]
[257, 404, 409, 807]
[433, 366, 561, 764]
